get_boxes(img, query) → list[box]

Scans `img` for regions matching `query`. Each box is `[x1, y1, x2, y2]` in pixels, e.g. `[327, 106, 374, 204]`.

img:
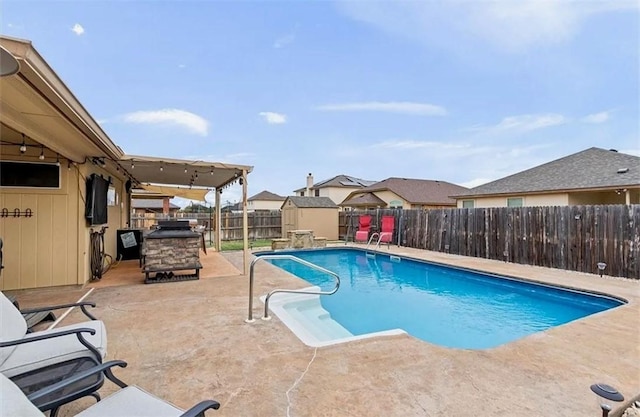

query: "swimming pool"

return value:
[258, 248, 624, 349]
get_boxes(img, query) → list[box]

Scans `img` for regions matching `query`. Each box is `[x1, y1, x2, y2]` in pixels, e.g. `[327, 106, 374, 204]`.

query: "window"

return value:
[314, 189, 320, 197]
[300, 191, 305, 196]
[507, 197, 524, 207]
[389, 200, 403, 209]
[0, 161, 61, 188]
[462, 200, 475, 208]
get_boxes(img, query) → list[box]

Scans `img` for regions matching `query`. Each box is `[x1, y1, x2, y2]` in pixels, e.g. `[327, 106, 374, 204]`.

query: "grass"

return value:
[219, 239, 273, 251]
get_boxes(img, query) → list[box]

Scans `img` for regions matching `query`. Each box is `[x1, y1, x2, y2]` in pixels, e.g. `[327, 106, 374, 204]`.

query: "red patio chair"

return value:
[354, 214, 372, 243]
[379, 215, 395, 245]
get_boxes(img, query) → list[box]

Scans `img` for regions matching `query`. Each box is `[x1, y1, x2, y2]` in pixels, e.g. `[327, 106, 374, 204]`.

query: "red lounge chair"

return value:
[379, 215, 395, 245]
[354, 215, 372, 242]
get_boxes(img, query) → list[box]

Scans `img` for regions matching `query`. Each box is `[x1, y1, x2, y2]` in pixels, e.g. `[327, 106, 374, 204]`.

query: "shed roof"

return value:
[249, 190, 286, 201]
[282, 196, 338, 208]
[352, 177, 468, 205]
[454, 147, 640, 198]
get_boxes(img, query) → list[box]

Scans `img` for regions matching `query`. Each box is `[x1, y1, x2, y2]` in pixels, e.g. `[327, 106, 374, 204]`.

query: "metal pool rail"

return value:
[246, 254, 341, 322]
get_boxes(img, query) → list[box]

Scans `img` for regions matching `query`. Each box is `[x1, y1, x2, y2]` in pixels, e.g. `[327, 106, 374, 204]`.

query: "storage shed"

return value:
[281, 196, 339, 241]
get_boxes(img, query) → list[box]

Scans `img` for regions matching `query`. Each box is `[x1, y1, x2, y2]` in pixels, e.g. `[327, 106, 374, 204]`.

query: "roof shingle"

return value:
[282, 196, 338, 208]
[454, 148, 640, 197]
[353, 178, 469, 205]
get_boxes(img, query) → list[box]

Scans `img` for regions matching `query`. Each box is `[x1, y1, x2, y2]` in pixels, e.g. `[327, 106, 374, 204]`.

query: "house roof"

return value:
[339, 192, 386, 207]
[293, 174, 376, 192]
[248, 190, 285, 201]
[347, 177, 469, 205]
[454, 147, 640, 198]
[282, 196, 338, 208]
[131, 199, 180, 210]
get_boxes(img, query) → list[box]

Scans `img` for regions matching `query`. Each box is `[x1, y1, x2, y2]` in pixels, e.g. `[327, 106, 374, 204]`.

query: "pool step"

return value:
[283, 299, 352, 342]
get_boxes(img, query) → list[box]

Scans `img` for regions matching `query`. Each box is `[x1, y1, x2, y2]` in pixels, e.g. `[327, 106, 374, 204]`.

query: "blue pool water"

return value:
[259, 248, 623, 349]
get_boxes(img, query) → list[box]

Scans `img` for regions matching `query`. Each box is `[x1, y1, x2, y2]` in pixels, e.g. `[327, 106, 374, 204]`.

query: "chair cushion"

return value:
[0, 372, 44, 417]
[75, 386, 183, 417]
[0, 291, 28, 366]
[355, 231, 368, 242]
[0, 320, 107, 378]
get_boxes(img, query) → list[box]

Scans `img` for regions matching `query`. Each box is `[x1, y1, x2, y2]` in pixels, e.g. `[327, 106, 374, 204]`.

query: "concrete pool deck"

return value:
[7, 244, 639, 416]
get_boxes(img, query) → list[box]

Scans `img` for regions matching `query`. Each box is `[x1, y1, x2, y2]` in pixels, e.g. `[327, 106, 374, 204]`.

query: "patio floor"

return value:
[6, 245, 640, 417]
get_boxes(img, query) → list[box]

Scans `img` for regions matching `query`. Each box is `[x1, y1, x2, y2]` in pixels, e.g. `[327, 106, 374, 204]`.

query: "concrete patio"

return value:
[6, 245, 639, 417]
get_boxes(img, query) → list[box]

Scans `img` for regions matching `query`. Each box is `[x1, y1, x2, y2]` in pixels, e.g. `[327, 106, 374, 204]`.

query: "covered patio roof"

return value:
[119, 154, 253, 190]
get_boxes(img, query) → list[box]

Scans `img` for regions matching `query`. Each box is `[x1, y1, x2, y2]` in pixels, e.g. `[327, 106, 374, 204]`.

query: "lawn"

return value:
[219, 239, 272, 251]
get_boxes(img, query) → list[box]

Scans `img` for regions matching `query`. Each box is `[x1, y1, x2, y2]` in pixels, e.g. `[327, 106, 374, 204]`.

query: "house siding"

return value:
[0, 150, 129, 290]
[458, 193, 569, 208]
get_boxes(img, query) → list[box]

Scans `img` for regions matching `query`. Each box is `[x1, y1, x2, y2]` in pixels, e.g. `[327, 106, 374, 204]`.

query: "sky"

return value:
[2, 1, 639, 207]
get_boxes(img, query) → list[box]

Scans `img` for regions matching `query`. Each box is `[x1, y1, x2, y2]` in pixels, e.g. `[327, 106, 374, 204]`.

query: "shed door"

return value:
[282, 206, 296, 236]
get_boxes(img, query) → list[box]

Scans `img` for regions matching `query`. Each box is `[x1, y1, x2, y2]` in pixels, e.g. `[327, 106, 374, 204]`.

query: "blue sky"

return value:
[3, 1, 639, 206]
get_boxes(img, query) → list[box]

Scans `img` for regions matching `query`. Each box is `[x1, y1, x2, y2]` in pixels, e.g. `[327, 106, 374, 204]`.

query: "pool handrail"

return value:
[247, 254, 341, 322]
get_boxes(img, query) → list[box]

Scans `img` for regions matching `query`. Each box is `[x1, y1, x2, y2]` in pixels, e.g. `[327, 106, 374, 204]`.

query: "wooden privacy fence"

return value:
[130, 211, 282, 241]
[218, 211, 281, 240]
[341, 205, 640, 279]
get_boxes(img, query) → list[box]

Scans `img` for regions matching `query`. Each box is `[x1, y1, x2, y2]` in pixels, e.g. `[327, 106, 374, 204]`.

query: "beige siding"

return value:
[457, 193, 569, 208]
[0, 150, 128, 290]
[248, 200, 282, 211]
[296, 208, 338, 240]
[568, 190, 635, 205]
[0, 155, 79, 289]
[319, 187, 356, 206]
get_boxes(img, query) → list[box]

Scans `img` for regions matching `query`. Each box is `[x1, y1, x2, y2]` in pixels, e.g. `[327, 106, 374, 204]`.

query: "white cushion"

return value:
[75, 386, 184, 417]
[0, 372, 44, 417]
[0, 292, 28, 366]
[0, 321, 107, 378]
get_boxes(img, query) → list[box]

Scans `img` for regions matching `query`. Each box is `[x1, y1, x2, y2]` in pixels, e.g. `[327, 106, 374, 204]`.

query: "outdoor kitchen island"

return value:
[142, 221, 203, 284]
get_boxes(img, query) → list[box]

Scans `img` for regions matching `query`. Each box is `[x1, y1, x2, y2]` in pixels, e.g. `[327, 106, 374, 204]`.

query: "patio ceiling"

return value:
[119, 154, 253, 190]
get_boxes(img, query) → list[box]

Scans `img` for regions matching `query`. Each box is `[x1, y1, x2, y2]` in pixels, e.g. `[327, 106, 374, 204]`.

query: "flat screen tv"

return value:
[85, 174, 109, 225]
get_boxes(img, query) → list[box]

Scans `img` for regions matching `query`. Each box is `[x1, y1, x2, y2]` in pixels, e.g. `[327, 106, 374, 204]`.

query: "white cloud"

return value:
[336, 1, 638, 52]
[470, 113, 567, 133]
[317, 101, 447, 116]
[178, 64, 186, 69]
[273, 33, 295, 48]
[581, 110, 612, 124]
[459, 178, 492, 189]
[71, 23, 85, 36]
[123, 109, 209, 136]
[259, 112, 287, 124]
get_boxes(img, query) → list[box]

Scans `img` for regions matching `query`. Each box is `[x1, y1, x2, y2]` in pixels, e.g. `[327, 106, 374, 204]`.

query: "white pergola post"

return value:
[242, 169, 249, 275]
[215, 188, 222, 252]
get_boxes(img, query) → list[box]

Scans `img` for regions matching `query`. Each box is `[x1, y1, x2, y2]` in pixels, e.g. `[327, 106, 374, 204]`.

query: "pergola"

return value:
[118, 154, 254, 274]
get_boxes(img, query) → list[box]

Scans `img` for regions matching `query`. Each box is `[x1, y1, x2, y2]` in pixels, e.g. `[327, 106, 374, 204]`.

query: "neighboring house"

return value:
[281, 196, 339, 240]
[131, 198, 180, 215]
[248, 190, 285, 211]
[453, 148, 640, 208]
[221, 202, 242, 213]
[293, 173, 377, 206]
[340, 177, 469, 210]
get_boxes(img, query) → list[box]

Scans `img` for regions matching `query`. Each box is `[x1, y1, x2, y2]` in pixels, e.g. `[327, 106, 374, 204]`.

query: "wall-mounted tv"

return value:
[85, 174, 109, 225]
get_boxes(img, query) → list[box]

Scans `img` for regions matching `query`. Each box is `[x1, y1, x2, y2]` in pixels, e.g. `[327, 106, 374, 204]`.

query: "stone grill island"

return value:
[142, 221, 202, 284]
